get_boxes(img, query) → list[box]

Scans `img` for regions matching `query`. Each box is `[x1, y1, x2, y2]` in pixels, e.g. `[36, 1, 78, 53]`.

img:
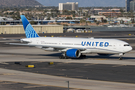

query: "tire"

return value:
[59, 56, 62, 59]
[80, 55, 86, 58]
[119, 57, 122, 60]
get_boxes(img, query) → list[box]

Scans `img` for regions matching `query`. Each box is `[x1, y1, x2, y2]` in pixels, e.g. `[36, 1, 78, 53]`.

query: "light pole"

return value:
[66, 81, 69, 90]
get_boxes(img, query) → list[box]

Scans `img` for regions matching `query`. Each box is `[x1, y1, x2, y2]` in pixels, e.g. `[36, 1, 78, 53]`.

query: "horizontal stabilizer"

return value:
[2, 38, 20, 41]
[6, 43, 32, 46]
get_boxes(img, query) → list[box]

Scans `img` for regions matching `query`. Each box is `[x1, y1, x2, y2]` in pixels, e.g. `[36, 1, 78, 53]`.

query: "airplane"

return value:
[8, 15, 132, 60]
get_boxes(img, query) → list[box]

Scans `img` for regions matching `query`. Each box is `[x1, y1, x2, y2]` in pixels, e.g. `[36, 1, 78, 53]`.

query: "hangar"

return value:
[0, 25, 63, 34]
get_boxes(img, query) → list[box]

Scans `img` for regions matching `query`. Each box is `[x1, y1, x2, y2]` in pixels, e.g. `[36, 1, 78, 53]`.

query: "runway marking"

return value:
[0, 68, 134, 90]
[61, 69, 66, 71]
[75, 76, 84, 78]
[0, 82, 17, 85]
[13, 81, 89, 90]
[24, 85, 44, 88]
[56, 74, 65, 75]
[2, 73, 15, 75]
[25, 83, 90, 90]
[0, 62, 9, 65]
[0, 55, 16, 57]
[112, 65, 127, 67]
[95, 59, 107, 60]
[84, 64, 93, 66]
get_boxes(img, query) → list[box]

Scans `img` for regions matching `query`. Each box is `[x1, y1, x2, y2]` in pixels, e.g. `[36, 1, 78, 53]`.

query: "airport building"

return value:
[98, 12, 121, 18]
[0, 25, 63, 34]
[130, 0, 135, 12]
[59, 2, 78, 11]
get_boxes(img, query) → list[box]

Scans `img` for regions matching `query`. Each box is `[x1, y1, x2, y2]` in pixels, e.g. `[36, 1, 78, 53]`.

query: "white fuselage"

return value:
[21, 37, 132, 55]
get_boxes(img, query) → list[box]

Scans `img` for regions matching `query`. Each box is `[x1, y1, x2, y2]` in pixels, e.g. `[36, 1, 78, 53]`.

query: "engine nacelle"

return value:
[66, 49, 81, 58]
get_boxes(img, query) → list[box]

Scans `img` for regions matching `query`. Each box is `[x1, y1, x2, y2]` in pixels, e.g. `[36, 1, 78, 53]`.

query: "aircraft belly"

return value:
[83, 47, 120, 54]
[96, 48, 119, 54]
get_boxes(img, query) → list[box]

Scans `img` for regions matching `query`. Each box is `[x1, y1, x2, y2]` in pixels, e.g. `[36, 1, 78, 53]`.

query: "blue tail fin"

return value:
[21, 15, 39, 38]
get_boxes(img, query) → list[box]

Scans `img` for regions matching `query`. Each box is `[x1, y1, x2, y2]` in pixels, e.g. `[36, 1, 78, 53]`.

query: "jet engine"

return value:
[66, 49, 81, 58]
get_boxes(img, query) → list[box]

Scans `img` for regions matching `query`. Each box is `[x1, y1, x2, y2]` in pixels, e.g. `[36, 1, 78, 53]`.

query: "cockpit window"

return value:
[124, 44, 130, 46]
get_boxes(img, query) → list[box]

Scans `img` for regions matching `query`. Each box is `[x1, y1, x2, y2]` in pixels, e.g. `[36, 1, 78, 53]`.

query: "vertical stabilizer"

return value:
[21, 15, 39, 38]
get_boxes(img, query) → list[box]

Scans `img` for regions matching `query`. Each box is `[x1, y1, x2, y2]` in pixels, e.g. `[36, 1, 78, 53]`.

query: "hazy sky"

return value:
[36, 0, 125, 7]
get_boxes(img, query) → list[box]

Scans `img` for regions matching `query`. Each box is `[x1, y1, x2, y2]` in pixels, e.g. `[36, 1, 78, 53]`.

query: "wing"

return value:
[8, 43, 86, 52]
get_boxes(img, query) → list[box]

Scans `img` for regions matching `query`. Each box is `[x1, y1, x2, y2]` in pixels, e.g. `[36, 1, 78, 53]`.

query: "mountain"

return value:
[36, 0, 125, 7]
[0, 0, 42, 7]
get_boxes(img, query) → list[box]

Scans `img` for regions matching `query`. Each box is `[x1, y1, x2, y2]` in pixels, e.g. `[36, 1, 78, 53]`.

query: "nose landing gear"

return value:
[119, 53, 125, 60]
[119, 57, 122, 60]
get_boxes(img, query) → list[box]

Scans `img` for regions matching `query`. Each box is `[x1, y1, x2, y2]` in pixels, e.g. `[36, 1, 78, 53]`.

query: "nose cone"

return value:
[129, 46, 133, 51]
[124, 46, 132, 53]
[128, 46, 132, 52]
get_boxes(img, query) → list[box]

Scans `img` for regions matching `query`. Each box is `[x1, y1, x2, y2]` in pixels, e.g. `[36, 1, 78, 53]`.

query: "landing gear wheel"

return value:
[80, 55, 86, 59]
[82, 55, 86, 58]
[119, 57, 123, 60]
[65, 56, 69, 59]
[59, 56, 62, 59]
[119, 53, 124, 60]
[63, 56, 66, 59]
[59, 56, 68, 59]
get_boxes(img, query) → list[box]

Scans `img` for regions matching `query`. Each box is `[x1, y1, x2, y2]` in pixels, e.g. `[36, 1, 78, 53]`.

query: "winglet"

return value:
[21, 15, 39, 38]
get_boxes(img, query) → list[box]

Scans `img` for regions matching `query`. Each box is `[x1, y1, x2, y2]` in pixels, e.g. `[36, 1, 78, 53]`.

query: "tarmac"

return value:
[0, 32, 135, 90]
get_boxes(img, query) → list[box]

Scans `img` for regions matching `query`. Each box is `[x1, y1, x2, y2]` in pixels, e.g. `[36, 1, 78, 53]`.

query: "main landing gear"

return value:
[119, 57, 122, 60]
[119, 53, 125, 60]
[59, 55, 68, 59]
[79, 55, 86, 59]
[59, 52, 68, 59]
